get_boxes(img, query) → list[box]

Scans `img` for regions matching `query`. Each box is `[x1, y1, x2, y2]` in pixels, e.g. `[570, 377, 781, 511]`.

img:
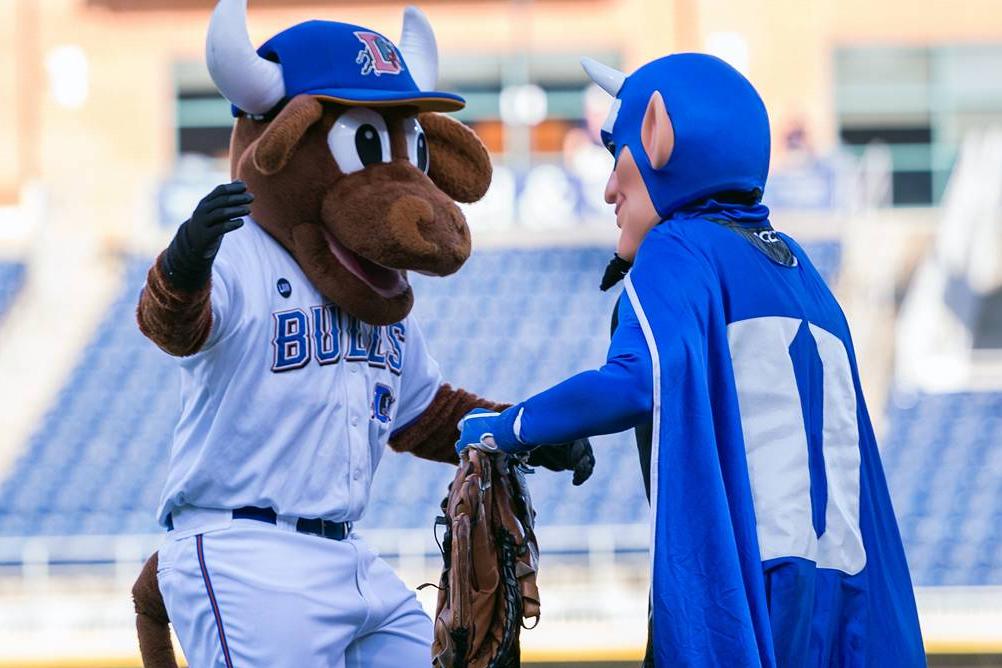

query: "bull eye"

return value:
[417, 133, 428, 172]
[355, 124, 383, 167]
[328, 108, 391, 175]
[403, 116, 429, 174]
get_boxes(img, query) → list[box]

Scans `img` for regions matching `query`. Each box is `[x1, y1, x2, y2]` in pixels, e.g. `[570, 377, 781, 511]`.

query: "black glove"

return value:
[600, 253, 632, 291]
[527, 438, 595, 486]
[160, 181, 253, 292]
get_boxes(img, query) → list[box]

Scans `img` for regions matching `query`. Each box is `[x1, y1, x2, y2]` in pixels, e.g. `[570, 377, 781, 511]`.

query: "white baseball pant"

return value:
[156, 507, 432, 667]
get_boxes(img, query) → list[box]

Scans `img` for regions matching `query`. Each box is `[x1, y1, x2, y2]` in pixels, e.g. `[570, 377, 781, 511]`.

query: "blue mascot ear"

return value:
[641, 90, 674, 170]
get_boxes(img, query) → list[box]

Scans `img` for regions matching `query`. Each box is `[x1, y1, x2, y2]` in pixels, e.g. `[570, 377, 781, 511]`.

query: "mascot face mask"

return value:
[583, 54, 771, 261]
[206, 1, 491, 325]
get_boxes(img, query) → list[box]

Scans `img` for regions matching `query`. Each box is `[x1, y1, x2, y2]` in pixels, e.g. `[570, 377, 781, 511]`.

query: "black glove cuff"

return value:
[160, 221, 214, 293]
[600, 253, 633, 291]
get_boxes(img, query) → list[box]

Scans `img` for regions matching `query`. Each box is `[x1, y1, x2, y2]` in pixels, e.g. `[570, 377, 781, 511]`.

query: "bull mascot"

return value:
[130, 2, 595, 666]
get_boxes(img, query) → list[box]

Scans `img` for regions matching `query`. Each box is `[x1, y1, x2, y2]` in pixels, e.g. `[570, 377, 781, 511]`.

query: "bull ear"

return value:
[252, 95, 324, 176]
[641, 90, 674, 170]
[418, 112, 492, 203]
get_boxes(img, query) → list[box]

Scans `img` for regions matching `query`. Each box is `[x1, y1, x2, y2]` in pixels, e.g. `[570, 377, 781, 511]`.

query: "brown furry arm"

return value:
[389, 384, 511, 465]
[136, 252, 213, 357]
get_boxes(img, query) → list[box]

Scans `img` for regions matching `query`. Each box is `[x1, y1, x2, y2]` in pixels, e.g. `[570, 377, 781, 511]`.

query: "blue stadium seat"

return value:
[0, 244, 854, 563]
[0, 261, 25, 322]
[882, 390, 1002, 586]
[790, 240, 841, 286]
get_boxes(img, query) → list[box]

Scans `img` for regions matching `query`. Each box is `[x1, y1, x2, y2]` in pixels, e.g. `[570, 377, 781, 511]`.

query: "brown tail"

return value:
[132, 552, 179, 668]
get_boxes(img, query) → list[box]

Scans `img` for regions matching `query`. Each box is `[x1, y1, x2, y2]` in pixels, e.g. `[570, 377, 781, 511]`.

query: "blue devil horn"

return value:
[581, 57, 626, 97]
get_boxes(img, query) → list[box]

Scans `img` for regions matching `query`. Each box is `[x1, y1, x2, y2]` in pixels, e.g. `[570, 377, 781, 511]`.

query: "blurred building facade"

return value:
[3, 0, 1002, 248]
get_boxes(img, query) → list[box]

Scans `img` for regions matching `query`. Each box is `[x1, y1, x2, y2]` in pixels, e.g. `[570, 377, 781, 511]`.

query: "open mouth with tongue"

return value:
[321, 227, 409, 299]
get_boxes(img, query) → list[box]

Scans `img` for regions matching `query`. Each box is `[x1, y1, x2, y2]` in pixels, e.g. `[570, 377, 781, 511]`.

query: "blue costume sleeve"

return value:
[514, 295, 653, 445]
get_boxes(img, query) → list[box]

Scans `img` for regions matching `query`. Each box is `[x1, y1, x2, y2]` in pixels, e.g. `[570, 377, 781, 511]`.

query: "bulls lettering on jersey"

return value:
[270, 305, 405, 374]
[156, 218, 441, 525]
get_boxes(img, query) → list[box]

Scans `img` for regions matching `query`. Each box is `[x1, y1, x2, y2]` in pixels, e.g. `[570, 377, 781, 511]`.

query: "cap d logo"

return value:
[354, 32, 404, 77]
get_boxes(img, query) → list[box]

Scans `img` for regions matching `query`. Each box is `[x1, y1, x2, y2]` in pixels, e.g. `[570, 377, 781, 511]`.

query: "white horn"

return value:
[581, 57, 626, 97]
[398, 6, 438, 91]
[206, 0, 285, 115]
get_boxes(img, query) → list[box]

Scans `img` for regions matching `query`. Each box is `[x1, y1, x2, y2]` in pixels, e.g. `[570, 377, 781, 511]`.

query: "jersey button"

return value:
[353, 469, 362, 481]
[351, 415, 360, 426]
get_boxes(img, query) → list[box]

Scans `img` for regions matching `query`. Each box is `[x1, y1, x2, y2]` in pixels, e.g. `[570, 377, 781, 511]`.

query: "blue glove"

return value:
[455, 407, 527, 456]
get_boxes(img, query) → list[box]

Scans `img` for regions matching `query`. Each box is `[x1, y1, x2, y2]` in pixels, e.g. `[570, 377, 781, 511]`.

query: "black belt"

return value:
[166, 506, 352, 541]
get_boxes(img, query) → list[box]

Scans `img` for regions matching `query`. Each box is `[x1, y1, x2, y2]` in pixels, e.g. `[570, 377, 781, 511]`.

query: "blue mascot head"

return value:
[583, 53, 771, 219]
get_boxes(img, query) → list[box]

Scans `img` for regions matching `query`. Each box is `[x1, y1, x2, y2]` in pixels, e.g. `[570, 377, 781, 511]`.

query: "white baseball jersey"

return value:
[155, 217, 442, 526]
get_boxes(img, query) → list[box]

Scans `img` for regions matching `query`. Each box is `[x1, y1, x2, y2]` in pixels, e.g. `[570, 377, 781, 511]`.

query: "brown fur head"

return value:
[230, 94, 492, 325]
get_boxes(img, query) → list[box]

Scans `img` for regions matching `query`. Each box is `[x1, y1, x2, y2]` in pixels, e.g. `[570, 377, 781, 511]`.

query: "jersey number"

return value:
[727, 317, 866, 575]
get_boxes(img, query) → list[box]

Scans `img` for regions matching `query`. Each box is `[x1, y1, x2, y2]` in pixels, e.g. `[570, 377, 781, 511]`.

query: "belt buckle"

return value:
[296, 517, 350, 540]
[325, 520, 350, 540]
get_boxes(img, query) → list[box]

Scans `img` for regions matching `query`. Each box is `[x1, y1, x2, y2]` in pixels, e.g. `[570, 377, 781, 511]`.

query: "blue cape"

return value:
[509, 212, 925, 664]
[622, 219, 925, 666]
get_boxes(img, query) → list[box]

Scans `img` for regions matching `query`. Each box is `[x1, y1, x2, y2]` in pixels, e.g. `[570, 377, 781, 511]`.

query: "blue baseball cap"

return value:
[231, 19, 464, 117]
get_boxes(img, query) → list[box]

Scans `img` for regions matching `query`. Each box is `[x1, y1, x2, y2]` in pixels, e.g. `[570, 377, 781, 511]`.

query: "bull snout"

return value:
[323, 162, 472, 277]
[386, 194, 468, 273]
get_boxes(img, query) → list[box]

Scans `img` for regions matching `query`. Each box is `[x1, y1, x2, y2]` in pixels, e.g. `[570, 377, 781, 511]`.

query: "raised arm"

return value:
[137, 182, 251, 356]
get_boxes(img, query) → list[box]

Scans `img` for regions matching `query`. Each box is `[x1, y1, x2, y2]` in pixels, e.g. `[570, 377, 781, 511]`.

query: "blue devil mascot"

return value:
[456, 54, 926, 667]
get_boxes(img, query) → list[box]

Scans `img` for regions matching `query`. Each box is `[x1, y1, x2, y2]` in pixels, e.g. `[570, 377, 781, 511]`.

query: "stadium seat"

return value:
[0, 261, 25, 322]
[0, 244, 861, 563]
[882, 391, 1002, 586]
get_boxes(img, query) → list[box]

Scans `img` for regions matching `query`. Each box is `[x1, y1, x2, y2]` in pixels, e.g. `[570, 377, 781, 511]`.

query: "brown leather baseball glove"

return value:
[425, 448, 541, 668]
